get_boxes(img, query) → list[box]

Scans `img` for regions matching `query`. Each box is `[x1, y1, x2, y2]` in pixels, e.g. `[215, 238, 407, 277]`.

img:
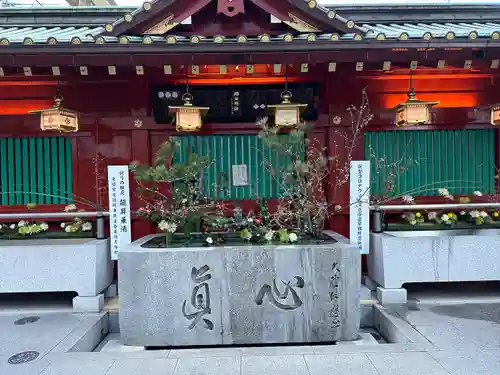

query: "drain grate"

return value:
[8, 351, 39, 364]
[14, 316, 40, 325]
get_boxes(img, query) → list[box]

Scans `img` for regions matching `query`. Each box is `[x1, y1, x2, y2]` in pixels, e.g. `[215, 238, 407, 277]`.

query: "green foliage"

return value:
[130, 138, 215, 234]
[257, 119, 329, 236]
[130, 139, 210, 185]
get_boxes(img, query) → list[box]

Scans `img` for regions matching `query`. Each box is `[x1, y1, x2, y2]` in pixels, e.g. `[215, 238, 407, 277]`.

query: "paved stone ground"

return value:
[0, 303, 499, 375]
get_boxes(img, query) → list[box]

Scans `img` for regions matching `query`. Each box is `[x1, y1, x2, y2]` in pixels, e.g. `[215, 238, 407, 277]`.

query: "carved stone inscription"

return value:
[255, 276, 305, 311]
[328, 262, 341, 328]
[182, 265, 214, 330]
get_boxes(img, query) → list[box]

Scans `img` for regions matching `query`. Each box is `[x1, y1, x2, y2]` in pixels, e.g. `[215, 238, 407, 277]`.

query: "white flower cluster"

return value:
[158, 220, 177, 233]
[60, 221, 92, 233]
[468, 210, 488, 219]
[14, 220, 50, 235]
[438, 188, 454, 200]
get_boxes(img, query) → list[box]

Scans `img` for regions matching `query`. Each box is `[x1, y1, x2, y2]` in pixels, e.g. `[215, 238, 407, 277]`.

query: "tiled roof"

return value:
[0, 26, 102, 44]
[0, 22, 499, 45]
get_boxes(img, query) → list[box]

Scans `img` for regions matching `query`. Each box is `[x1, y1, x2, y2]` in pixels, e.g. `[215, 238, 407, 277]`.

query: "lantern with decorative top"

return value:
[267, 64, 307, 127]
[169, 93, 209, 132]
[491, 104, 500, 125]
[393, 70, 439, 127]
[169, 67, 209, 132]
[31, 88, 79, 132]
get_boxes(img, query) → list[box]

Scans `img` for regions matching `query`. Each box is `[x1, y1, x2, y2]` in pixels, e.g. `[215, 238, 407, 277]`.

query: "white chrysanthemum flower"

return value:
[469, 210, 479, 218]
[460, 211, 466, 216]
[166, 222, 177, 233]
[409, 220, 417, 225]
[18, 220, 26, 227]
[205, 237, 213, 245]
[40, 223, 49, 231]
[82, 222, 92, 231]
[64, 204, 77, 212]
[402, 195, 414, 204]
[158, 220, 169, 231]
[438, 188, 450, 197]
[428, 212, 438, 220]
[65, 225, 72, 233]
[264, 231, 275, 242]
[9, 224, 15, 229]
[60, 222, 66, 228]
[441, 214, 450, 222]
[480, 211, 489, 218]
[473, 191, 483, 196]
[289, 233, 298, 242]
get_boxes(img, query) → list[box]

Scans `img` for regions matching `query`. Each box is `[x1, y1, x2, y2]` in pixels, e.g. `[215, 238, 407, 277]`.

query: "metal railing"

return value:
[370, 202, 500, 233]
[0, 211, 109, 239]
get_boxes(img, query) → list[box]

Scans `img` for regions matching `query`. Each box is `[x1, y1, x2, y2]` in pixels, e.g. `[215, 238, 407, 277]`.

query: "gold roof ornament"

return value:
[394, 70, 439, 127]
[31, 88, 79, 132]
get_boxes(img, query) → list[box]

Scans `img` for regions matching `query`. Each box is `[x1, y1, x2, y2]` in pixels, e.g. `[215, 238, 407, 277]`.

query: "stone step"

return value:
[98, 332, 379, 354]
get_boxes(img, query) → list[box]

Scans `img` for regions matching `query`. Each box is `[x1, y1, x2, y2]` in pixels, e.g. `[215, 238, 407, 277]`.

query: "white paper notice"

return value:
[107, 165, 132, 260]
[232, 164, 249, 187]
[349, 160, 370, 254]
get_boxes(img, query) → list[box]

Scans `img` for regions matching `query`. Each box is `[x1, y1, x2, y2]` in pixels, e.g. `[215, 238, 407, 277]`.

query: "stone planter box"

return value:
[369, 229, 500, 304]
[119, 231, 360, 347]
[0, 238, 113, 312]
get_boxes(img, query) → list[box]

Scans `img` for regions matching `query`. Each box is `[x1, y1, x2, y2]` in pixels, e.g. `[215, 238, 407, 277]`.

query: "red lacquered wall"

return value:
[0, 67, 498, 243]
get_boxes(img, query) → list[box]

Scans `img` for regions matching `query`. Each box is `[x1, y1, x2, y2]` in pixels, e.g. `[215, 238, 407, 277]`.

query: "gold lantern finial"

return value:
[393, 69, 439, 127]
[267, 64, 307, 127]
[31, 86, 79, 132]
[168, 67, 209, 132]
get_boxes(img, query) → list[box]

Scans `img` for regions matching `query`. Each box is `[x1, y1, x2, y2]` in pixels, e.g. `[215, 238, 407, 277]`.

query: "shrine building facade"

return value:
[0, 1, 500, 239]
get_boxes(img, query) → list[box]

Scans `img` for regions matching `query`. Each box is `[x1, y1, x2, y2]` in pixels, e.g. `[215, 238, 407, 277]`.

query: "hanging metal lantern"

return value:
[394, 71, 439, 127]
[31, 89, 79, 132]
[168, 93, 209, 132]
[268, 90, 307, 127]
[491, 104, 500, 125]
[268, 64, 307, 127]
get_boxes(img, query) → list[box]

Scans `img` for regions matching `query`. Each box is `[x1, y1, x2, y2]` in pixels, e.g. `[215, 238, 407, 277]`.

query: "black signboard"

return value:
[151, 82, 319, 124]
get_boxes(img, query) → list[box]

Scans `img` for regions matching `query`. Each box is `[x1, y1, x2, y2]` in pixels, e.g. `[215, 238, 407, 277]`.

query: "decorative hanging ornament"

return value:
[268, 90, 307, 127]
[217, 0, 245, 17]
[268, 64, 307, 127]
[31, 89, 79, 132]
[169, 93, 209, 132]
[491, 104, 500, 125]
[393, 71, 439, 127]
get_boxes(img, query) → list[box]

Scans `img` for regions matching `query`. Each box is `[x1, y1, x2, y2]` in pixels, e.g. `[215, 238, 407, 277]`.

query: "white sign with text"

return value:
[349, 160, 370, 254]
[107, 165, 132, 260]
[232, 164, 249, 186]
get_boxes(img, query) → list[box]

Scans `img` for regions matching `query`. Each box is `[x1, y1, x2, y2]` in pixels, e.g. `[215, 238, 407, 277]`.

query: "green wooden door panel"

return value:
[173, 134, 302, 200]
[365, 129, 495, 196]
[0, 136, 73, 205]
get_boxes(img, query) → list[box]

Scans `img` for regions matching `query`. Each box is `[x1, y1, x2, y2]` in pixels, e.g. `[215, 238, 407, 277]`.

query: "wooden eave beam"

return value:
[0, 40, 498, 58]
